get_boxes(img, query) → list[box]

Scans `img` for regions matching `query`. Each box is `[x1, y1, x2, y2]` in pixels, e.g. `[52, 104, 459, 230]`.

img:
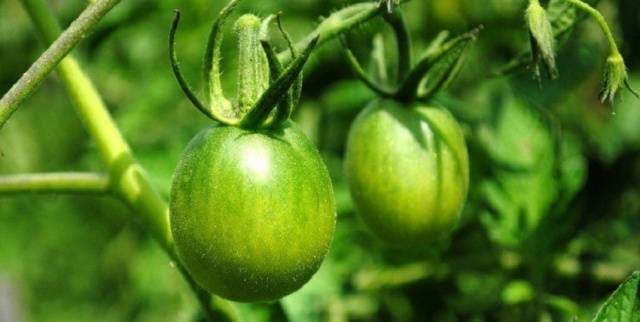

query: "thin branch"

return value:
[565, 0, 619, 54]
[0, 173, 109, 195]
[276, 1, 414, 64]
[0, 0, 122, 129]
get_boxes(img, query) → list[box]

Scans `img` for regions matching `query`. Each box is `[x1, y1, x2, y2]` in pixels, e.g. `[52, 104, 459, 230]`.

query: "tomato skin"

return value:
[344, 99, 469, 245]
[170, 121, 335, 302]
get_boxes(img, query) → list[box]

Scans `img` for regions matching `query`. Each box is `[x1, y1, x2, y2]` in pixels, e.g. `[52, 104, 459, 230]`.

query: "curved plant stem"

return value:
[0, 0, 121, 130]
[276, 1, 410, 64]
[565, 0, 619, 54]
[16, 0, 238, 321]
[0, 173, 109, 195]
[384, 10, 412, 80]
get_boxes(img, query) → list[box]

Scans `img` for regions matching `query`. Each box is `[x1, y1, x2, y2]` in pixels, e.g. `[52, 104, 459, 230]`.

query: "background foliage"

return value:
[1, 0, 639, 321]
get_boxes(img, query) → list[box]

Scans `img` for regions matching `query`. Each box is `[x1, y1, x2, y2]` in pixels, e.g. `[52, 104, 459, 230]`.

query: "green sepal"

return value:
[396, 27, 481, 102]
[203, 0, 239, 116]
[169, 11, 214, 121]
[526, 0, 559, 80]
[235, 14, 270, 114]
[341, 35, 396, 98]
[600, 53, 639, 103]
[240, 36, 319, 129]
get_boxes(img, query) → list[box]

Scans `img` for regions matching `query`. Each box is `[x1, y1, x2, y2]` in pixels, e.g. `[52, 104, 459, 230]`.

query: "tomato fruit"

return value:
[170, 122, 335, 302]
[168, 4, 333, 302]
[344, 99, 469, 244]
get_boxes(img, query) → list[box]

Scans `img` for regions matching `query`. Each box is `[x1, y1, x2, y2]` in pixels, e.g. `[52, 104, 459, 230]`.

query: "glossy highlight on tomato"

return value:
[170, 122, 336, 302]
[344, 99, 469, 245]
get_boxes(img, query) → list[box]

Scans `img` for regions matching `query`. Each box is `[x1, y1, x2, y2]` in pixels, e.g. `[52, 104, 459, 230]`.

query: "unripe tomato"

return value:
[170, 122, 336, 302]
[344, 99, 469, 245]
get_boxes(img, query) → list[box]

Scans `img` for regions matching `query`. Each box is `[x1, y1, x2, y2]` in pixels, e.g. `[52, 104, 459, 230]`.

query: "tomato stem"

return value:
[564, 0, 619, 56]
[275, 2, 386, 64]
[384, 10, 412, 81]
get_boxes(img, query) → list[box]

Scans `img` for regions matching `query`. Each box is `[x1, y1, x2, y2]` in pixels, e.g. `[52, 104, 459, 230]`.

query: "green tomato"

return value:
[170, 122, 336, 302]
[344, 99, 469, 245]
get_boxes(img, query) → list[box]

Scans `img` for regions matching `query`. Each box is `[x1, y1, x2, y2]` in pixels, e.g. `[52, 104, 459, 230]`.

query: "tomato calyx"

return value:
[341, 9, 482, 104]
[169, 0, 317, 130]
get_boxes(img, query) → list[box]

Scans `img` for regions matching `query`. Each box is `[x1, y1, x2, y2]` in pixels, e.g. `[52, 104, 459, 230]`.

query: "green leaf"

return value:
[417, 33, 474, 99]
[404, 27, 480, 101]
[478, 97, 558, 247]
[592, 271, 640, 322]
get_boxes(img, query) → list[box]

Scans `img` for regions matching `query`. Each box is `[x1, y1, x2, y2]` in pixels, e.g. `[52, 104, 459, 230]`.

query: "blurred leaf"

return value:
[501, 280, 535, 305]
[478, 95, 557, 247]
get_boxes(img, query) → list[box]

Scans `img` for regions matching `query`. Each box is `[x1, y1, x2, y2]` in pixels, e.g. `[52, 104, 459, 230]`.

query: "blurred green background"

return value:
[1, 0, 640, 321]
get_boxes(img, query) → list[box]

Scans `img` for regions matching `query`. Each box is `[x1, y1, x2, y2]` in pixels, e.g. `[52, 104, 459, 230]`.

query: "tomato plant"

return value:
[168, 4, 335, 302]
[1, 0, 640, 321]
